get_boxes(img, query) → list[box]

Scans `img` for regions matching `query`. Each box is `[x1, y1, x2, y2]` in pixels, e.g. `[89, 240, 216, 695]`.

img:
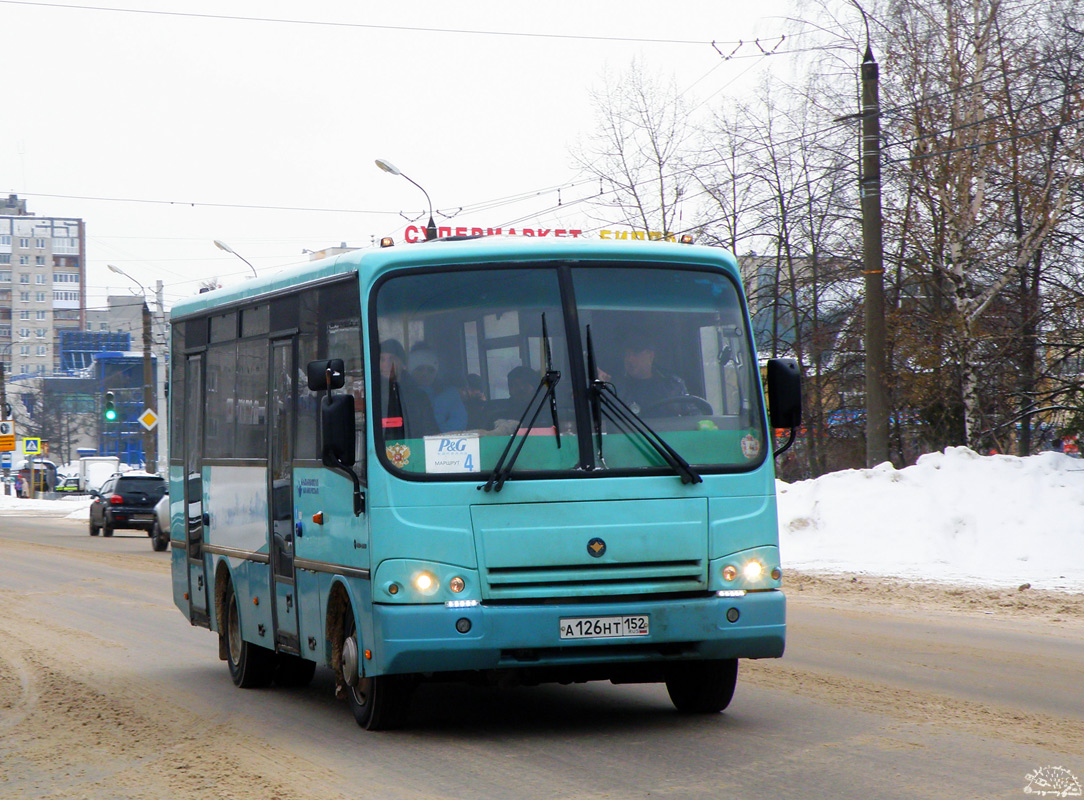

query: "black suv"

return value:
[89, 473, 167, 538]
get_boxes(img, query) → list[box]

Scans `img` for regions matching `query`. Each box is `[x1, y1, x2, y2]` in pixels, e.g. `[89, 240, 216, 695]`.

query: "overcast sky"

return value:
[1, 0, 814, 311]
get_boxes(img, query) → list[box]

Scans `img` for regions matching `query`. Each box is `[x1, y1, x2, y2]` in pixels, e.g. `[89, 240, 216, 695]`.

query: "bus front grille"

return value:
[484, 559, 705, 599]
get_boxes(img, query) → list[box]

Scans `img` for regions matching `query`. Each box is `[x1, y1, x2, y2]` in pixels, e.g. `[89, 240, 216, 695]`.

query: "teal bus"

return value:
[167, 235, 801, 730]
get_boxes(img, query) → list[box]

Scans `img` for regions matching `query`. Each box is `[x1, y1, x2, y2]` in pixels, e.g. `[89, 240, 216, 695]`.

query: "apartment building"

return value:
[0, 194, 86, 376]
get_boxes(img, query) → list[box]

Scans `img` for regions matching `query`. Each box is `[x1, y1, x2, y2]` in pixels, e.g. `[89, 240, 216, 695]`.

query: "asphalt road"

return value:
[1, 511, 1081, 800]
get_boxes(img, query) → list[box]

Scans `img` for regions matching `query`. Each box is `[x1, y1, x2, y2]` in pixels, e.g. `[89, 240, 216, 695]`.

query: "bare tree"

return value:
[699, 75, 863, 476]
[573, 61, 697, 236]
[885, 0, 1084, 450]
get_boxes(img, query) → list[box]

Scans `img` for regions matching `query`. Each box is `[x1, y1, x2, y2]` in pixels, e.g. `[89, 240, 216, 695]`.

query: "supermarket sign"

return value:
[401, 226, 684, 243]
[403, 225, 584, 243]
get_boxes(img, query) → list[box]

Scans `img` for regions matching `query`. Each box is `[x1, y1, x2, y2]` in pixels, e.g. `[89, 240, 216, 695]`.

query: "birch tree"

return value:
[886, 0, 1084, 449]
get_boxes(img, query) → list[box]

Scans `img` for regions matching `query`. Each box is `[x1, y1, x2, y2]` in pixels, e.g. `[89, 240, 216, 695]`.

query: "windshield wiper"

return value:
[585, 325, 607, 468]
[481, 314, 562, 493]
[585, 325, 702, 485]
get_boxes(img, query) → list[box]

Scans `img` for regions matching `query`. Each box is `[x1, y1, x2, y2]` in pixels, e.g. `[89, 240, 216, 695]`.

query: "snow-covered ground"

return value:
[778, 446, 1084, 592]
[3, 447, 1081, 592]
[0, 492, 92, 520]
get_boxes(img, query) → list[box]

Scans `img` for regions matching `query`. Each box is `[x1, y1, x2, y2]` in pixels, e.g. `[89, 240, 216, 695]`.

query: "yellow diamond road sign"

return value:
[138, 408, 159, 431]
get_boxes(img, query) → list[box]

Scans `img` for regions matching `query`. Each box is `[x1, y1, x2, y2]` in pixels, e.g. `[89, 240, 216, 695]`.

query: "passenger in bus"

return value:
[486, 365, 539, 425]
[612, 330, 687, 414]
[460, 373, 490, 429]
[379, 339, 438, 438]
[408, 344, 468, 433]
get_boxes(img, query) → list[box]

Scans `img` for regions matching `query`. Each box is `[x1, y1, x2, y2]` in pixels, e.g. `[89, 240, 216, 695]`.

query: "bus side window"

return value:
[297, 284, 365, 482]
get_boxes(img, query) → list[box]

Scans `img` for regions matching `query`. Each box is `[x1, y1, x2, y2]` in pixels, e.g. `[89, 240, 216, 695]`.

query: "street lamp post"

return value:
[107, 264, 158, 474]
[375, 158, 438, 241]
[213, 239, 258, 278]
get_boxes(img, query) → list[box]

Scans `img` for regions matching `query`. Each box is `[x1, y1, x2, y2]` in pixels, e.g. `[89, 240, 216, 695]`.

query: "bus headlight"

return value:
[373, 561, 481, 604]
[711, 547, 782, 591]
[743, 560, 763, 582]
[413, 572, 438, 593]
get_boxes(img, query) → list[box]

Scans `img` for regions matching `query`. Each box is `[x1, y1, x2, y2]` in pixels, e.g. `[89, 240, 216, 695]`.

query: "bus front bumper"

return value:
[369, 590, 785, 677]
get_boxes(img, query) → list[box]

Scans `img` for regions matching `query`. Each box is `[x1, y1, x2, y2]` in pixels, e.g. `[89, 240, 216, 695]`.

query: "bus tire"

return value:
[274, 654, 316, 688]
[223, 582, 275, 688]
[343, 617, 413, 730]
[348, 675, 414, 731]
[665, 658, 738, 714]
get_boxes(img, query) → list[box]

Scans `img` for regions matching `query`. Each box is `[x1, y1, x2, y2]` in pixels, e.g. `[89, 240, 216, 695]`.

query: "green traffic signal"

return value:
[104, 391, 117, 422]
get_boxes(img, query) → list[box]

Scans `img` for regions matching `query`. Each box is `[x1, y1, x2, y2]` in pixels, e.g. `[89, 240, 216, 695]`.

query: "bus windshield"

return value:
[373, 262, 766, 478]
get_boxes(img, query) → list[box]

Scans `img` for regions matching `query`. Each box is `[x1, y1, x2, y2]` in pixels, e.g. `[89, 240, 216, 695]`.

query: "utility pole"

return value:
[861, 45, 889, 467]
[0, 362, 9, 493]
[155, 280, 167, 470]
[142, 301, 156, 473]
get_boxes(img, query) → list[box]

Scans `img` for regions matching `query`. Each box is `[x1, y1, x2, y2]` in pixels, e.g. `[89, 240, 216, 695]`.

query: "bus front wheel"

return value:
[665, 658, 739, 713]
[342, 618, 413, 730]
[223, 583, 275, 688]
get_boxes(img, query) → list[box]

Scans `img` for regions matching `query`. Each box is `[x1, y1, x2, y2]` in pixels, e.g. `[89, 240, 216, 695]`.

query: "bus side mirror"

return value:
[767, 358, 802, 429]
[322, 393, 356, 467]
[307, 359, 346, 391]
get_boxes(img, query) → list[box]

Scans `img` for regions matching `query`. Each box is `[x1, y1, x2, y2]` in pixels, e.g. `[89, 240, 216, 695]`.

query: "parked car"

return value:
[89, 472, 167, 538]
[55, 476, 82, 493]
[150, 490, 170, 552]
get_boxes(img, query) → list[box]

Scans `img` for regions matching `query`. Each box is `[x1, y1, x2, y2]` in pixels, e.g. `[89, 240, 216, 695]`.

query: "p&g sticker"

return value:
[424, 435, 481, 473]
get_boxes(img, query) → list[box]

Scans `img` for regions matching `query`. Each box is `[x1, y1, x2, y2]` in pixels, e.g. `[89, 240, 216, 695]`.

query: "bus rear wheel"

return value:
[223, 583, 275, 688]
[665, 658, 739, 713]
[342, 618, 413, 730]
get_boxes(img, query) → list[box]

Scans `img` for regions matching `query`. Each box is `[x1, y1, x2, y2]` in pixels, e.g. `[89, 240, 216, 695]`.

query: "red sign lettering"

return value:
[396, 226, 584, 243]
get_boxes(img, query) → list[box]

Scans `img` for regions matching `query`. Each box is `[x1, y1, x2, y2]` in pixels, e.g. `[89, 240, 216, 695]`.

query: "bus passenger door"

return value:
[269, 338, 300, 653]
[184, 354, 210, 622]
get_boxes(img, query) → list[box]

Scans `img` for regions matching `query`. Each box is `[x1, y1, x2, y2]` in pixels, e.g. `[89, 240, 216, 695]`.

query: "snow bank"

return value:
[0, 492, 93, 518]
[777, 446, 1084, 591]
[4, 447, 1083, 592]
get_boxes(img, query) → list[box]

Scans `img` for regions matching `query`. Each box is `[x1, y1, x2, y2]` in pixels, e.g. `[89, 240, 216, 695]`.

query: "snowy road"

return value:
[1, 515, 1081, 799]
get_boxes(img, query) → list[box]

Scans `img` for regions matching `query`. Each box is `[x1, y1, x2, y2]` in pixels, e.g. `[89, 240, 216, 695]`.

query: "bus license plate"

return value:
[559, 615, 649, 640]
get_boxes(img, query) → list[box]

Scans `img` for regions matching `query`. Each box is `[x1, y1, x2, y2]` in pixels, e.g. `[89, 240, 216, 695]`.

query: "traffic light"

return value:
[104, 391, 117, 422]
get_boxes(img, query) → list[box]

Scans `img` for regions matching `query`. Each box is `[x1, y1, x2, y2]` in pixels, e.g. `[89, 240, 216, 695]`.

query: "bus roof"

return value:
[170, 237, 739, 321]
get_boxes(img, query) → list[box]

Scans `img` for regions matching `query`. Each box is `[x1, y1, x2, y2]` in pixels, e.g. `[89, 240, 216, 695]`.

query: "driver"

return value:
[616, 331, 686, 414]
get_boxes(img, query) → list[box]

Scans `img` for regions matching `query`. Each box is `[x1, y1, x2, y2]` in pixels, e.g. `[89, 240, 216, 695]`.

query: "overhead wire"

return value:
[880, 87, 1083, 153]
[8, 6, 1082, 270]
[5, 191, 402, 215]
[885, 115, 1084, 165]
[0, 0, 761, 46]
